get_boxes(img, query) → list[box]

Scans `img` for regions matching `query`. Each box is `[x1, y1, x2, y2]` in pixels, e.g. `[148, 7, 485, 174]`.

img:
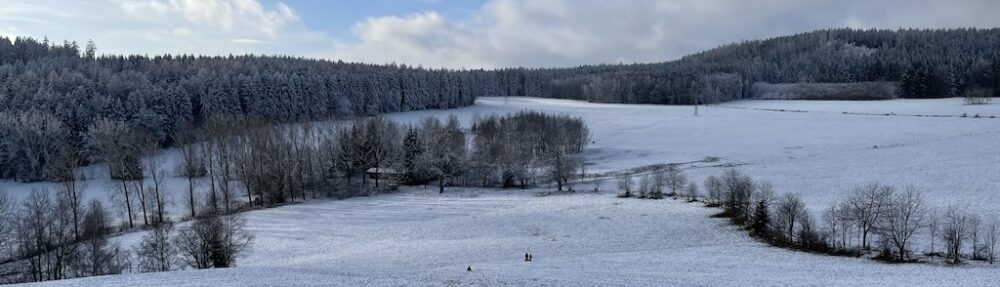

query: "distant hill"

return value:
[529, 28, 1000, 104]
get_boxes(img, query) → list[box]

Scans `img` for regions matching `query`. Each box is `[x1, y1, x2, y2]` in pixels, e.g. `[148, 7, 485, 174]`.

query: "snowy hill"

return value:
[28, 189, 1000, 287]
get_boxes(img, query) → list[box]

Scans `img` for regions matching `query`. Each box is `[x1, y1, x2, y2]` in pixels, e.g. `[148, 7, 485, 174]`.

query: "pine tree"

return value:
[752, 200, 771, 238]
[401, 127, 427, 184]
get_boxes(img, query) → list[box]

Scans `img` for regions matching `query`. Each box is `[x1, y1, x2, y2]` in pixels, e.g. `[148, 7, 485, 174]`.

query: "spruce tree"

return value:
[752, 200, 771, 238]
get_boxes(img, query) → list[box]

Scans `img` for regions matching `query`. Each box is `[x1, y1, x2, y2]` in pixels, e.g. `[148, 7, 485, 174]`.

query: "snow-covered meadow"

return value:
[28, 189, 1000, 287]
[387, 97, 1000, 216]
[11, 96, 1000, 286]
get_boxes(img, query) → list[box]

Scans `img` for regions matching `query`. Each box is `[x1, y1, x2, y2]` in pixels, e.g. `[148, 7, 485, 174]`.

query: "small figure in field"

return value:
[467, 266, 472, 272]
[528, 254, 533, 261]
[525, 253, 530, 261]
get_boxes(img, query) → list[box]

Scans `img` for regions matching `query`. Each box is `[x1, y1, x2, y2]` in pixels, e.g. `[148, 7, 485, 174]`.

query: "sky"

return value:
[2, 0, 1000, 69]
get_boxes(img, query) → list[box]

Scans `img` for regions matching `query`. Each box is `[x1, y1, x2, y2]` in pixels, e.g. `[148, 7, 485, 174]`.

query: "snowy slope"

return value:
[5, 97, 997, 218]
[381, 97, 1000, 216]
[8, 97, 1000, 286]
[27, 189, 1000, 287]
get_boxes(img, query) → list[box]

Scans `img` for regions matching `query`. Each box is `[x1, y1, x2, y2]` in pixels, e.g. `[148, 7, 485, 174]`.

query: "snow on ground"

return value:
[5, 96, 997, 219]
[383, 97, 1000, 216]
[8, 96, 1000, 286]
[722, 97, 1000, 117]
[28, 189, 1000, 287]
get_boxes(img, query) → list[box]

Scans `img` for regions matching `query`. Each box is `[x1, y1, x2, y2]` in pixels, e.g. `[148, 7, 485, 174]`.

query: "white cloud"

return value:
[0, 0, 326, 57]
[232, 38, 262, 44]
[118, 0, 299, 37]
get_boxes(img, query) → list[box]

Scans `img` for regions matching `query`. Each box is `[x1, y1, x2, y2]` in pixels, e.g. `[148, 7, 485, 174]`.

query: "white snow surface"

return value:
[26, 189, 1000, 287]
[385, 97, 1000, 216]
[10, 97, 1000, 286]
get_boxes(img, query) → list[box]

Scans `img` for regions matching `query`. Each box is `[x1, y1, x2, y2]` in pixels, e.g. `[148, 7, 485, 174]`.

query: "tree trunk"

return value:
[122, 179, 134, 228]
[155, 185, 164, 224]
[138, 178, 149, 226]
[439, 176, 445, 193]
[188, 177, 196, 218]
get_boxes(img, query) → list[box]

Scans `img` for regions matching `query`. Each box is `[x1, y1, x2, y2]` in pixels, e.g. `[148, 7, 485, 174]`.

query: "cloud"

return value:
[0, 0, 326, 57]
[118, 0, 299, 37]
[330, 0, 1000, 68]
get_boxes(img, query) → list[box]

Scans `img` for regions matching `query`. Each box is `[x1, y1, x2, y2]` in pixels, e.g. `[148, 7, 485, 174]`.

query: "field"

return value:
[27, 189, 1000, 287]
[11, 97, 1000, 286]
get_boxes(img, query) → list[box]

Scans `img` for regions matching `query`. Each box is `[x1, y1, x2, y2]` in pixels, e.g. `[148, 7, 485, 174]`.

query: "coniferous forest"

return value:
[2, 28, 1000, 182]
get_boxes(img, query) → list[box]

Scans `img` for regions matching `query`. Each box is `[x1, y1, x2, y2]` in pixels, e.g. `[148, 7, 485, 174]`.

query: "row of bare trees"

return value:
[469, 111, 589, 190]
[134, 213, 253, 273]
[699, 170, 1000, 264]
[163, 111, 590, 211]
[79, 110, 591, 231]
[0, 189, 128, 283]
[615, 165, 695, 200]
[0, 187, 254, 284]
[822, 183, 1000, 264]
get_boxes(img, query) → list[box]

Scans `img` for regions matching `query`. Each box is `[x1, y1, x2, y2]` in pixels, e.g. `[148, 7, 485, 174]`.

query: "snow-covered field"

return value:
[723, 98, 1000, 117]
[27, 189, 1000, 287]
[386, 97, 1000, 216]
[10, 97, 1000, 286]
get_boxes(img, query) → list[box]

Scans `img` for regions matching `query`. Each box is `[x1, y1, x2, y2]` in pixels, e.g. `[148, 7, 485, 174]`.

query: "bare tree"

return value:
[547, 145, 579, 192]
[427, 116, 463, 193]
[941, 206, 969, 264]
[927, 207, 939, 255]
[616, 174, 634, 198]
[969, 214, 982, 260]
[206, 117, 239, 212]
[89, 119, 140, 228]
[823, 205, 843, 249]
[663, 165, 687, 196]
[174, 213, 254, 269]
[139, 132, 168, 224]
[986, 217, 999, 264]
[172, 127, 203, 218]
[201, 141, 219, 212]
[637, 174, 652, 198]
[78, 200, 126, 276]
[17, 189, 80, 281]
[591, 178, 603, 193]
[796, 210, 822, 248]
[52, 147, 84, 240]
[720, 169, 755, 222]
[774, 193, 806, 243]
[845, 182, 893, 249]
[704, 175, 722, 205]
[650, 168, 666, 199]
[137, 222, 176, 272]
[876, 186, 926, 261]
[684, 182, 699, 202]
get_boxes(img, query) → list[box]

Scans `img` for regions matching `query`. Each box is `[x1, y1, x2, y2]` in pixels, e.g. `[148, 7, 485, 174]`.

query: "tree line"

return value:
[0, 109, 588, 282]
[4, 29, 998, 182]
[538, 28, 1000, 104]
[0, 188, 253, 283]
[0, 36, 495, 182]
[692, 169, 1000, 264]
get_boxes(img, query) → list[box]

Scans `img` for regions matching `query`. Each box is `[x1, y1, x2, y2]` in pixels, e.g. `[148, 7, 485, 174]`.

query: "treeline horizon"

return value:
[2, 27, 1000, 182]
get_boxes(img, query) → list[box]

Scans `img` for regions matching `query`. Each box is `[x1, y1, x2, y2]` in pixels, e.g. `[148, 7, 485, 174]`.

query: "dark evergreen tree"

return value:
[751, 200, 771, 238]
